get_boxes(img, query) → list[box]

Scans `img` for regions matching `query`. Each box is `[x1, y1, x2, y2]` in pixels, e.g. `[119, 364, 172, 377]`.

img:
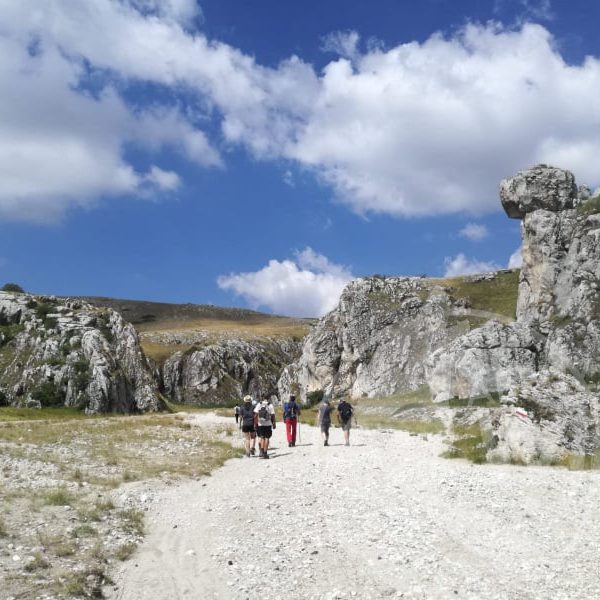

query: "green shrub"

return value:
[306, 389, 324, 407]
[44, 316, 58, 330]
[44, 487, 73, 506]
[115, 542, 137, 561]
[443, 424, 489, 464]
[0, 390, 7, 407]
[47, 356, 66, 367]
[99, 323, 114, 343]
[31, 381, 66, 408]
[0, 323, 24, 345]
[1, 283, 24, 293]
[578, 195, 600, 215]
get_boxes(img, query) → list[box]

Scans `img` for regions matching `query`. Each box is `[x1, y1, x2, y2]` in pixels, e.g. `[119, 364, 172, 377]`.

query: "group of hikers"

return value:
[233, 394, 356, 459]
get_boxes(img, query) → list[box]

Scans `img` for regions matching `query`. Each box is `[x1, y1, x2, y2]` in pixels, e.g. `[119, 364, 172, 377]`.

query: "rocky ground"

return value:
[109, 415, 600, 600]
[0, 413, 241, 599]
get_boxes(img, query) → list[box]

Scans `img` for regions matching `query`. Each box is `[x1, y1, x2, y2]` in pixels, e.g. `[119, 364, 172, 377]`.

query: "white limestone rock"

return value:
[0, 291, 162, 413]
[488, 370, 600, 464]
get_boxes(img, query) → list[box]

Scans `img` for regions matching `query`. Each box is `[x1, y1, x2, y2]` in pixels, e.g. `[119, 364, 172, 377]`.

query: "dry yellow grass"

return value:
[141, 341, 193, 362]
[137, 316, 310, 338]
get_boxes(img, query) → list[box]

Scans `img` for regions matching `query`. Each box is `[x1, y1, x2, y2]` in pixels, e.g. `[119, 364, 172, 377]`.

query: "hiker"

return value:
[234, 404, 241, 426]
[283, 394, 301, 447]
[254, 398, 276, 459]
[240, 395, 257, 457]
[317, 398, 332, 446]
[337, 397, 355, 446]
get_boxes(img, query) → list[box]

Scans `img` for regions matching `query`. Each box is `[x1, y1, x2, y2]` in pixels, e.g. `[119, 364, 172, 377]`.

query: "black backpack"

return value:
[338, 401, 353, 423]
[258, 403, 270, 420]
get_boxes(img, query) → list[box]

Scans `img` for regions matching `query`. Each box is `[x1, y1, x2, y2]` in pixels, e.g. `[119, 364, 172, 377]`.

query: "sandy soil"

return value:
[107, 414, 600, 600]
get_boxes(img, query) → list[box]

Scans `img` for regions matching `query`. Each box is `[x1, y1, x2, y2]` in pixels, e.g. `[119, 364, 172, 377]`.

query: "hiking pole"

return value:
[297, 418, 301, 444]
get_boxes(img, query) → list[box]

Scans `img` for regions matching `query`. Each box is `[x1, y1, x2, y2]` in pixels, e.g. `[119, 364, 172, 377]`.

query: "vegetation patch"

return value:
[577, 194, 600, 215]
[115, 542, 138, 561]
[0, 323, 25, 345]
[444, 393, 502, 408]
[0, 406, 89, 422]
[1, 283, 25, 293]
[559, 452, 600, 470]
[442, 423, 490, 464]
[436, 270, 519, 320]
[44, 487, 73, 506]
[31, 381, 67, 408]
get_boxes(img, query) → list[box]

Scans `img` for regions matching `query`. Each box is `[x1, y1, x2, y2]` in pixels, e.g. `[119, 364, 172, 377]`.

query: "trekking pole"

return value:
[297, 418, 301, 444]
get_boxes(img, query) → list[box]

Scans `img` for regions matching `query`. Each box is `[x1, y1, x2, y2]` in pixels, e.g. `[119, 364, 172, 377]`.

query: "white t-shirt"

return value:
[254, 402, 275, 427]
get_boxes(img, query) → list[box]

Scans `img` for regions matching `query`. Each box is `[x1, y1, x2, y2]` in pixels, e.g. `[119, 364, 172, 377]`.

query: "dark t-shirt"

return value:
[319, 403, 331, 425]
[240, 404, 255, 427]
[337, 401, 353, 423]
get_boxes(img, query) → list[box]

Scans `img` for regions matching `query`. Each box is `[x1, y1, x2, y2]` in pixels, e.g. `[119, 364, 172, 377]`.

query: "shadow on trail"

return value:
[267, 452, 292, 459]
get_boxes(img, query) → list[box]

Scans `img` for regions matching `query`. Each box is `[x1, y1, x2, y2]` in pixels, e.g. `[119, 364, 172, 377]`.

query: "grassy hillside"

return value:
[434, 269, 520, 321]
[79, 297, 313, 362]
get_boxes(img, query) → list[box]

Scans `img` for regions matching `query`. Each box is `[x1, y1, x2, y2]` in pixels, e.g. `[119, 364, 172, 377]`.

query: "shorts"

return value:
[241, 425, 256, 436]
[256, 425, 272, 439]
[320, 423, 330, 434]
[340, 420, 352, 432]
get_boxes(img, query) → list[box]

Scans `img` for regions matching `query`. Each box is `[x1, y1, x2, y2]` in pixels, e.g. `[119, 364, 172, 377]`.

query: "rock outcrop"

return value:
[428, 164, 600, 402]
[488, 370, 600, 464]
[0, 292, 163, 413]
[278, 274, 515, 403]
[280, 164, 600, 464]
[162, 338, 302, 406]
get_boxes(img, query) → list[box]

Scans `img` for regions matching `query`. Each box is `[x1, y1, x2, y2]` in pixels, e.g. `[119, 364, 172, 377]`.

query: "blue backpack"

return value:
[284, 401, 298, 420]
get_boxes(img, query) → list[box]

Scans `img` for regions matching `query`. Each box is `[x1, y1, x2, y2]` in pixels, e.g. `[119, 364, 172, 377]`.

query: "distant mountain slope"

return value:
[77, 297, 313, 363]
[77, 297, 313, 406]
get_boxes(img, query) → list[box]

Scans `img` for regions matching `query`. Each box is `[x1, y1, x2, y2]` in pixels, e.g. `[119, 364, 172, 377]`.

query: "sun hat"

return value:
[243, 395, 252, 403]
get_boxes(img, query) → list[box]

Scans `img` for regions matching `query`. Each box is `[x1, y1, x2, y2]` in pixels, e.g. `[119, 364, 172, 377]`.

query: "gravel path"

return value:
[108, 415, 600, 600]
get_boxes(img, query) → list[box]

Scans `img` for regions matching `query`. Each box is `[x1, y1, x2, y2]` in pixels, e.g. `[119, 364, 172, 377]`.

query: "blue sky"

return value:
[1, 0, 599, 316]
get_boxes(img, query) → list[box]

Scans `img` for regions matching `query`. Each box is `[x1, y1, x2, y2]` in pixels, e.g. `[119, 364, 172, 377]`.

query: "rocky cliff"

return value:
[162, 337, 302, 406]
[278, 271, 519, 403]
[280, 164, 600, 464]
[79, 297, 309, 407]
[0, 292, 163, 413]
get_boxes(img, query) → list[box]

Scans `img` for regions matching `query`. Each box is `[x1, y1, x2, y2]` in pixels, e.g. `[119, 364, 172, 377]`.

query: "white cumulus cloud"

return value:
[508, 247, 523, 268]
[3, 3, 600, 223]
[217, 248, 353, 317]
[459, 223, 489, 241]
[444, 254, 500, 277]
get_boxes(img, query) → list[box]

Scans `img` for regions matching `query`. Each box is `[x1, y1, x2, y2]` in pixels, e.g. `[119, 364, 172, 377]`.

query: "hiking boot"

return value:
[288, 442, 292, 447]
[250, 447, 256, 455]
[324, 440, 328, 446]
[263, 453, 269, 459]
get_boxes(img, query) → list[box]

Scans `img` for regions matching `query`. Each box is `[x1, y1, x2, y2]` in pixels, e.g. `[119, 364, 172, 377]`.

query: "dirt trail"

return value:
[108, 414, 600, 600]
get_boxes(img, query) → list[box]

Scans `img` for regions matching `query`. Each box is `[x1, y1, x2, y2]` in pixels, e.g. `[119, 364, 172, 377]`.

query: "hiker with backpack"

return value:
[317, 398, 332, 446]
[254, 398, 276, 459]
[240, 395, 257, 457]
[283, 394, 301, 447]
[337, 397, 355, 446]
[234, 404, 241, 426]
